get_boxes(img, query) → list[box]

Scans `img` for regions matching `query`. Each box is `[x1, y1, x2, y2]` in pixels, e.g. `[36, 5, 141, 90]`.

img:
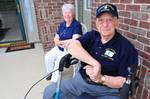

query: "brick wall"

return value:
[34, 0, 74, 51]
[92, 0, 150, 99]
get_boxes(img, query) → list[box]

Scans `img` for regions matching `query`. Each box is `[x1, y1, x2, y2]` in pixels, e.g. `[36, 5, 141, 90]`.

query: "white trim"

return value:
[75, 0, 79, 20]
[20, 0, 39, 43]
[29, 0, 40, 42]
[84, 0, 91, 11]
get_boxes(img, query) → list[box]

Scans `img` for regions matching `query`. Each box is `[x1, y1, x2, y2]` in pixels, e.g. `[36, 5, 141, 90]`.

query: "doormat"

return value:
[0, 40, 26, 48]
[5, 43, 35, 52]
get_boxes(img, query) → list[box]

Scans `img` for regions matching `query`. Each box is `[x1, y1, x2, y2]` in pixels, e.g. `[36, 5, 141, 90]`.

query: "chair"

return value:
[76, 65, 139, 99]
[57, 54, 139, 99]
[80, 23, 88, 34]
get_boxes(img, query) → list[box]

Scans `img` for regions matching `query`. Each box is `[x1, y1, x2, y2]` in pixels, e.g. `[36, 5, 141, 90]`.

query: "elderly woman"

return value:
[45, 3, 82, 82]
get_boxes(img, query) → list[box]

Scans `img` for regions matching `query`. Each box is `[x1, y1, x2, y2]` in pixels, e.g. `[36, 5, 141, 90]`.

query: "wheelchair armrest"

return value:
[76, 77, 140, 99]
[120, 65, 139, 99]
[129, 76, 139, 95]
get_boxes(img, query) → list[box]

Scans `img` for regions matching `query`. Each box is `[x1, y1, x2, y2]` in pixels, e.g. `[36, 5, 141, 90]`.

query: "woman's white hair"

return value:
[62, 3, 75, 14]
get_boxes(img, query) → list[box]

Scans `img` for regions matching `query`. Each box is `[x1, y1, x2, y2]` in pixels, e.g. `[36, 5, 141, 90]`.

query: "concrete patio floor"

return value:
[0, 43, 74, 99]
[0, 43, 48, 99]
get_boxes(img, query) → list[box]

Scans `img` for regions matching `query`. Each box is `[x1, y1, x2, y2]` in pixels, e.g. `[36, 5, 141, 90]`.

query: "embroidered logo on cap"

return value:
[104, 5, 108, 9]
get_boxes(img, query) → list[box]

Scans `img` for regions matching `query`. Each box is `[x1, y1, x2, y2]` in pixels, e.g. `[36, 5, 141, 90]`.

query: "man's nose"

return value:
[102, 20, 109, 27]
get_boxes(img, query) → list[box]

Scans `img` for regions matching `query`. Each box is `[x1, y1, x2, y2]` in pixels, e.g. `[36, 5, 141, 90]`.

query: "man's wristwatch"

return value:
[100, 75, 106, 84]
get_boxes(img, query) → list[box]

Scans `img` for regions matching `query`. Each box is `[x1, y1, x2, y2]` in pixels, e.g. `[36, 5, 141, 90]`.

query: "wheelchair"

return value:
[57, 54, 139, 99]
[76, 68, 139, 99]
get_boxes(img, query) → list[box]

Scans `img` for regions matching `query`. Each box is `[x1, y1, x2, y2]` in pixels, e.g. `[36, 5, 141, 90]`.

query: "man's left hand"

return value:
[83, 64, 101, 83]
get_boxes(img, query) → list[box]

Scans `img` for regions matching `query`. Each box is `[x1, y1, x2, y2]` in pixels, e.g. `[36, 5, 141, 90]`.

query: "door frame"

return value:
[75, 0, 91, 32]
[19, 0, 39, 43]
[0, 0, 39, 47]
[15, 0, 26, 41]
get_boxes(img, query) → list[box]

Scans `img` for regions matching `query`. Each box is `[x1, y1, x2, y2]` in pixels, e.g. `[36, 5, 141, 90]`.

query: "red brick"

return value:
[142, 59, 150, 68]
[144, 46, 150, 54]
[147, 31, 150, 38]
[134, 41, 144, 51]
[119, 17, 124, 23]
[119, 23, 129, 31]
[140, 66, 147, 84]
[138, 50, 150, 61]
[94, 0, 100, 2]
[130, 27, 147, 36]
[110, 0, 119, 3]
[140, 21, 150, 29]
[144, 70, 150, 90]
[120, 0, 132, 3]
[126, 5, 140, 11]
[141, 5, 150, 13]
[136, 84, 143, 99]
[43, 0, 52, 2]
[141, 88, 149, 99]
[137, 36, 150, 45]
[132, 12, 149, 21]
[124, 18, 138, 26]
[116, 4, 125, 10]
[134, 0, 150, 3]
[119, 11, 130, 18]
[123, 31, 137, 39]
[101, 0, 109, 2]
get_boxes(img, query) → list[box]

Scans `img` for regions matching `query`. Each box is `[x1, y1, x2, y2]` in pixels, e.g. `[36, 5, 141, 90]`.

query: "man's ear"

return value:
[95, 19, 99, 28]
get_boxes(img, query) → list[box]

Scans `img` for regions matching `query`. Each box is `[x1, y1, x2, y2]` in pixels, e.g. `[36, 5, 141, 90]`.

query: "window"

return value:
[0, 0, 25, 42]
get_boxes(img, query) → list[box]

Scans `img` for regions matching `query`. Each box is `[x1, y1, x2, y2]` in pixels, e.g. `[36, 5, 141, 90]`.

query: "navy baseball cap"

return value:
[96, 3, 119, 18]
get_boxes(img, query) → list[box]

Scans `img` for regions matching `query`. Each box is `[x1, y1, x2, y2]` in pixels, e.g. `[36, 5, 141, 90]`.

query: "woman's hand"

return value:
[53, 36, 60, 46]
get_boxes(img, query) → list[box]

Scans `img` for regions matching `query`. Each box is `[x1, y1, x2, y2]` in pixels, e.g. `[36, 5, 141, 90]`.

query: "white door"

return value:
[75, 0, 92, 32]
[20, 0, 40, 43]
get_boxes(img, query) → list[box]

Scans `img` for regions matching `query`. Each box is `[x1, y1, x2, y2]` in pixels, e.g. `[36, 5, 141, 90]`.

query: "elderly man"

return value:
[43, 3, 138, 99]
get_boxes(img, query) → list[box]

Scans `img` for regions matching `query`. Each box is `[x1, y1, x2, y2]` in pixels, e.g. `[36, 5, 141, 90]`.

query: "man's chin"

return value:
[101, 31, 110, 34]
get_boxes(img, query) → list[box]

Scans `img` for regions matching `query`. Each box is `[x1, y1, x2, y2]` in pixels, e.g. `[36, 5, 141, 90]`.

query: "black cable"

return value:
[24, 69, 58, 99]
[24, 54, 78, 99]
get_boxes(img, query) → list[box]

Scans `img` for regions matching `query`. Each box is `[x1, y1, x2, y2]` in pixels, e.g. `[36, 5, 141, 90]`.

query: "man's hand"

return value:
[83, 64, 101, 83]
[59, 39, 102, 83]
[57, 39, 72, 48]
